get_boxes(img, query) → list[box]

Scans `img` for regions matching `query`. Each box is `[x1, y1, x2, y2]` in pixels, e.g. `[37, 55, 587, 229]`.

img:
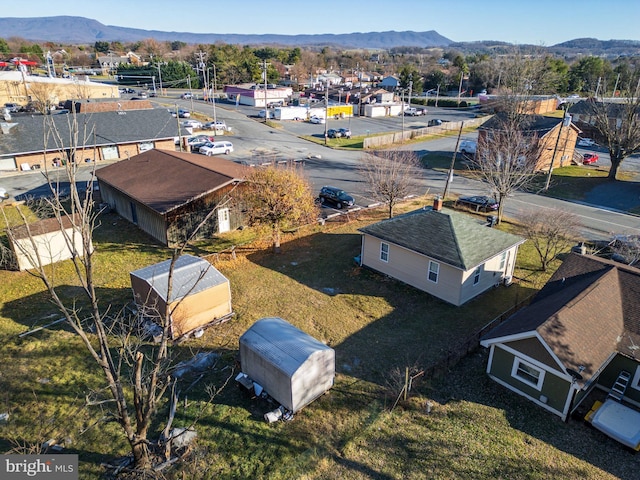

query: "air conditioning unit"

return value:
[503, 276, 513, 286]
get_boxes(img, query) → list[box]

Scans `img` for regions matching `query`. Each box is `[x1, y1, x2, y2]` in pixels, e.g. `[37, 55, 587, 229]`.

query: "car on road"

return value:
[428, 119, 443, 127]
[455, 195, 498, 212]
[577, 137, 596, 147]
[0, 186, 9, 201]
[310, 115, 325, 124]
[182, 119, 203, 129]
[181, 92, 193, 99]
[403, 107, 424, 116]
[4, 103, 20, 113]
[318, 186, 354, 209]
[199, 141, 234, 156]
[138, 91, 148, 99]
[327, 128, 342, 138]
[582, 153, 599, 165]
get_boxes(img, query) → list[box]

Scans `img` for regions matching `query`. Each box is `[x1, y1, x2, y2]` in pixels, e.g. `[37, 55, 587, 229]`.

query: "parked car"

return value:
[310, 115, 325, 124]
[182, 120, 203, 129]
[582, 153, 599, 165]
[258, 109, 275, 119]
[327, 128, 342, 138]
[403, 107, 423, 116]
[428, 119, 443, 127]
[455, 195, 498, 212]
[186, 135, 214, 151]
[181, 92, 193, 99]
[170, 109, 191, 118]
[199, 141, 234, 156]
[4, 103, 20, 113]
[318, 186, 354, 209]
[0, 186, 9, 201]
[337, 128, 351, 139]
[577, 137, 596, 147]
[267, 101, 284, 108]
[459, 140, 477, 155]
[204, 121, 227, 131]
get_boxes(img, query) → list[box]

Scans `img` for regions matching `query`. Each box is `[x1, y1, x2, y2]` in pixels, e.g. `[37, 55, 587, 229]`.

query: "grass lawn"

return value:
[0, 199, 636, 479]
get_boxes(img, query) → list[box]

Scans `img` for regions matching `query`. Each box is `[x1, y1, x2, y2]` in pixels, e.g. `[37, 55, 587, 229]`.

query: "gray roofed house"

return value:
[358, 201, 525, 306]
[480, 253, 640, 424]
[0, 107, 184, 172]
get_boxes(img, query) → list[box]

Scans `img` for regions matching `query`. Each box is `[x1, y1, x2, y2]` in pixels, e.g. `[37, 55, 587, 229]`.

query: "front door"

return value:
[218, 208, 230, 233]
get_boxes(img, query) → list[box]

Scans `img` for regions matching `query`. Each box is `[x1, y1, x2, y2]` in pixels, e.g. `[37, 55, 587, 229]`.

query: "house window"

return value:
[428, 261, 439, 283]
[473, 266, 481, 285]
[499, 252, 507, 270]
[511, 358, 545, 390]
[632, 366, 640, 391]
[380, 242, 389, 262]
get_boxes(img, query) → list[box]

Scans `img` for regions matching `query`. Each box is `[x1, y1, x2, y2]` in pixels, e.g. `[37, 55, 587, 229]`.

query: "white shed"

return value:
[8, 215, 89, 271]
[130, 255, 232, 339]
[239, 317, 335, 413]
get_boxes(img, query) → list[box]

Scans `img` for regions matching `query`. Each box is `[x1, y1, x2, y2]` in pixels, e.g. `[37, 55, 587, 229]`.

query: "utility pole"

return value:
[443, 122, 464, 199]
[263, 59, 268, 121]
[401, 89, 405, 141]
[324, 80, 329, 145]
[212, 64, 217, 125]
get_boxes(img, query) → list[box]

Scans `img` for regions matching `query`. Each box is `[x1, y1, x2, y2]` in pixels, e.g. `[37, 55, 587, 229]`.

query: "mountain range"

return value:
[0, 16, 452, 49]
[1, 16, 639, 55]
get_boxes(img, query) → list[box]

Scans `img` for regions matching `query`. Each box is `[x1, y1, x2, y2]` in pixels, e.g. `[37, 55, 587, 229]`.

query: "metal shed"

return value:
[239, 317, 335, 413]
[130, 254, 232, 339]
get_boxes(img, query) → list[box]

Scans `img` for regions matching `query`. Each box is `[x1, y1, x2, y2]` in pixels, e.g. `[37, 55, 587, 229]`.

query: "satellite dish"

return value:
[567, 368, 583, 381]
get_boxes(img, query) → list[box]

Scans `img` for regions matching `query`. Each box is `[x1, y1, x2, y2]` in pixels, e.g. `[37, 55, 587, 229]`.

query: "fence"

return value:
[362, 116, 492, 149]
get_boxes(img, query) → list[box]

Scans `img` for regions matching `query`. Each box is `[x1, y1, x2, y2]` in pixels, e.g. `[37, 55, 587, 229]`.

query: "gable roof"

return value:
[481, 253, 640, 381]
[358, 207, 524, 270]
[479, 113, 566, 138]
[0, 108, 181, 158]
[96, 149, 246, 214]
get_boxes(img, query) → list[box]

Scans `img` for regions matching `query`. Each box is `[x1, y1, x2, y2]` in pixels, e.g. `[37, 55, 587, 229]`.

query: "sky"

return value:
[3, 0, 639, 46]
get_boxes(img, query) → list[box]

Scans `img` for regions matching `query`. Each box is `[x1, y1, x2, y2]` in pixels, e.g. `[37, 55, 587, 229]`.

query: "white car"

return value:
[182, 120, 203, 129]
[199, 141, 234, 156]
[309, 115, 325, 124]
[577, 137, 596, 147]
[204, 121, 227, 131]
[0, 187, 9, 201]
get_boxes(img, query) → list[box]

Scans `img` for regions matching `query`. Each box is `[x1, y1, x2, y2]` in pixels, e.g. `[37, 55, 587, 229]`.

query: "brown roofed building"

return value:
[481, 253, 640, 422]
[96, 149, 247, 246]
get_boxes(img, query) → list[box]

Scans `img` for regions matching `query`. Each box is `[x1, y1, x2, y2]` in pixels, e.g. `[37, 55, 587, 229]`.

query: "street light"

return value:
[211, 63, 218, 125]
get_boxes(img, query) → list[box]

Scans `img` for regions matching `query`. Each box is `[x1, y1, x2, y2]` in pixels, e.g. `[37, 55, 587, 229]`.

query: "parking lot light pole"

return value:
[324, 81, 329, 145]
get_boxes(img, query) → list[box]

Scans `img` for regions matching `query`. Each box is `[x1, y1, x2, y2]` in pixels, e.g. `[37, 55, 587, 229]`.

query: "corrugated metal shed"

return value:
[130, 254, 232, 339]
[239, 317, 335, 413]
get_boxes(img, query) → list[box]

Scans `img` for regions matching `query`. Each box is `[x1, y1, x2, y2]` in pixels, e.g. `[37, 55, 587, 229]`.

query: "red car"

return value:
[582, 153, 598, 165]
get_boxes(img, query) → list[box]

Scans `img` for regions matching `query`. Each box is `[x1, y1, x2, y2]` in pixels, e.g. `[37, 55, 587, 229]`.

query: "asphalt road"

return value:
[2, 96, 639, 243]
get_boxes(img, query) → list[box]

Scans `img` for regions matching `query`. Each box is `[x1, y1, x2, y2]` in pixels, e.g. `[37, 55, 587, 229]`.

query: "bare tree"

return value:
[241, 164, 318, 253]
[359, 150, 423, 219]
[519, 208, 581, 271]
[469, 120, 543, 224]
[609, 234, 640, 267]
[467, 50, 555, 224]
[588, 69, 640, 180]
[1, 111, 230, 474]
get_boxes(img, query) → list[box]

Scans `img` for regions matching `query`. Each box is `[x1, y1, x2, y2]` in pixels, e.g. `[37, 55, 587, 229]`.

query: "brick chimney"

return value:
[433, 195, 443, 211]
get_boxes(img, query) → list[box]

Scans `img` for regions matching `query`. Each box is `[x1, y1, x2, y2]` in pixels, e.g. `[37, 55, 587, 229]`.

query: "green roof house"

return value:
[358, 199, 525, 306]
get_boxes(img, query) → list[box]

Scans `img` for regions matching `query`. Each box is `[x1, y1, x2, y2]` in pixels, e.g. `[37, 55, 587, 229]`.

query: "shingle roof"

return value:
[358, 207, 524, 270]
[479, 112, 562, 138]
[482, 253, 640, 381]
[0, 108, 183, 157]
[96, 149, 246, 214]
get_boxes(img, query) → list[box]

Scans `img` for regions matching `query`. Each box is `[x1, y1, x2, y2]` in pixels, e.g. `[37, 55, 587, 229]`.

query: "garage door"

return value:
[0, 157, 16, 172]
